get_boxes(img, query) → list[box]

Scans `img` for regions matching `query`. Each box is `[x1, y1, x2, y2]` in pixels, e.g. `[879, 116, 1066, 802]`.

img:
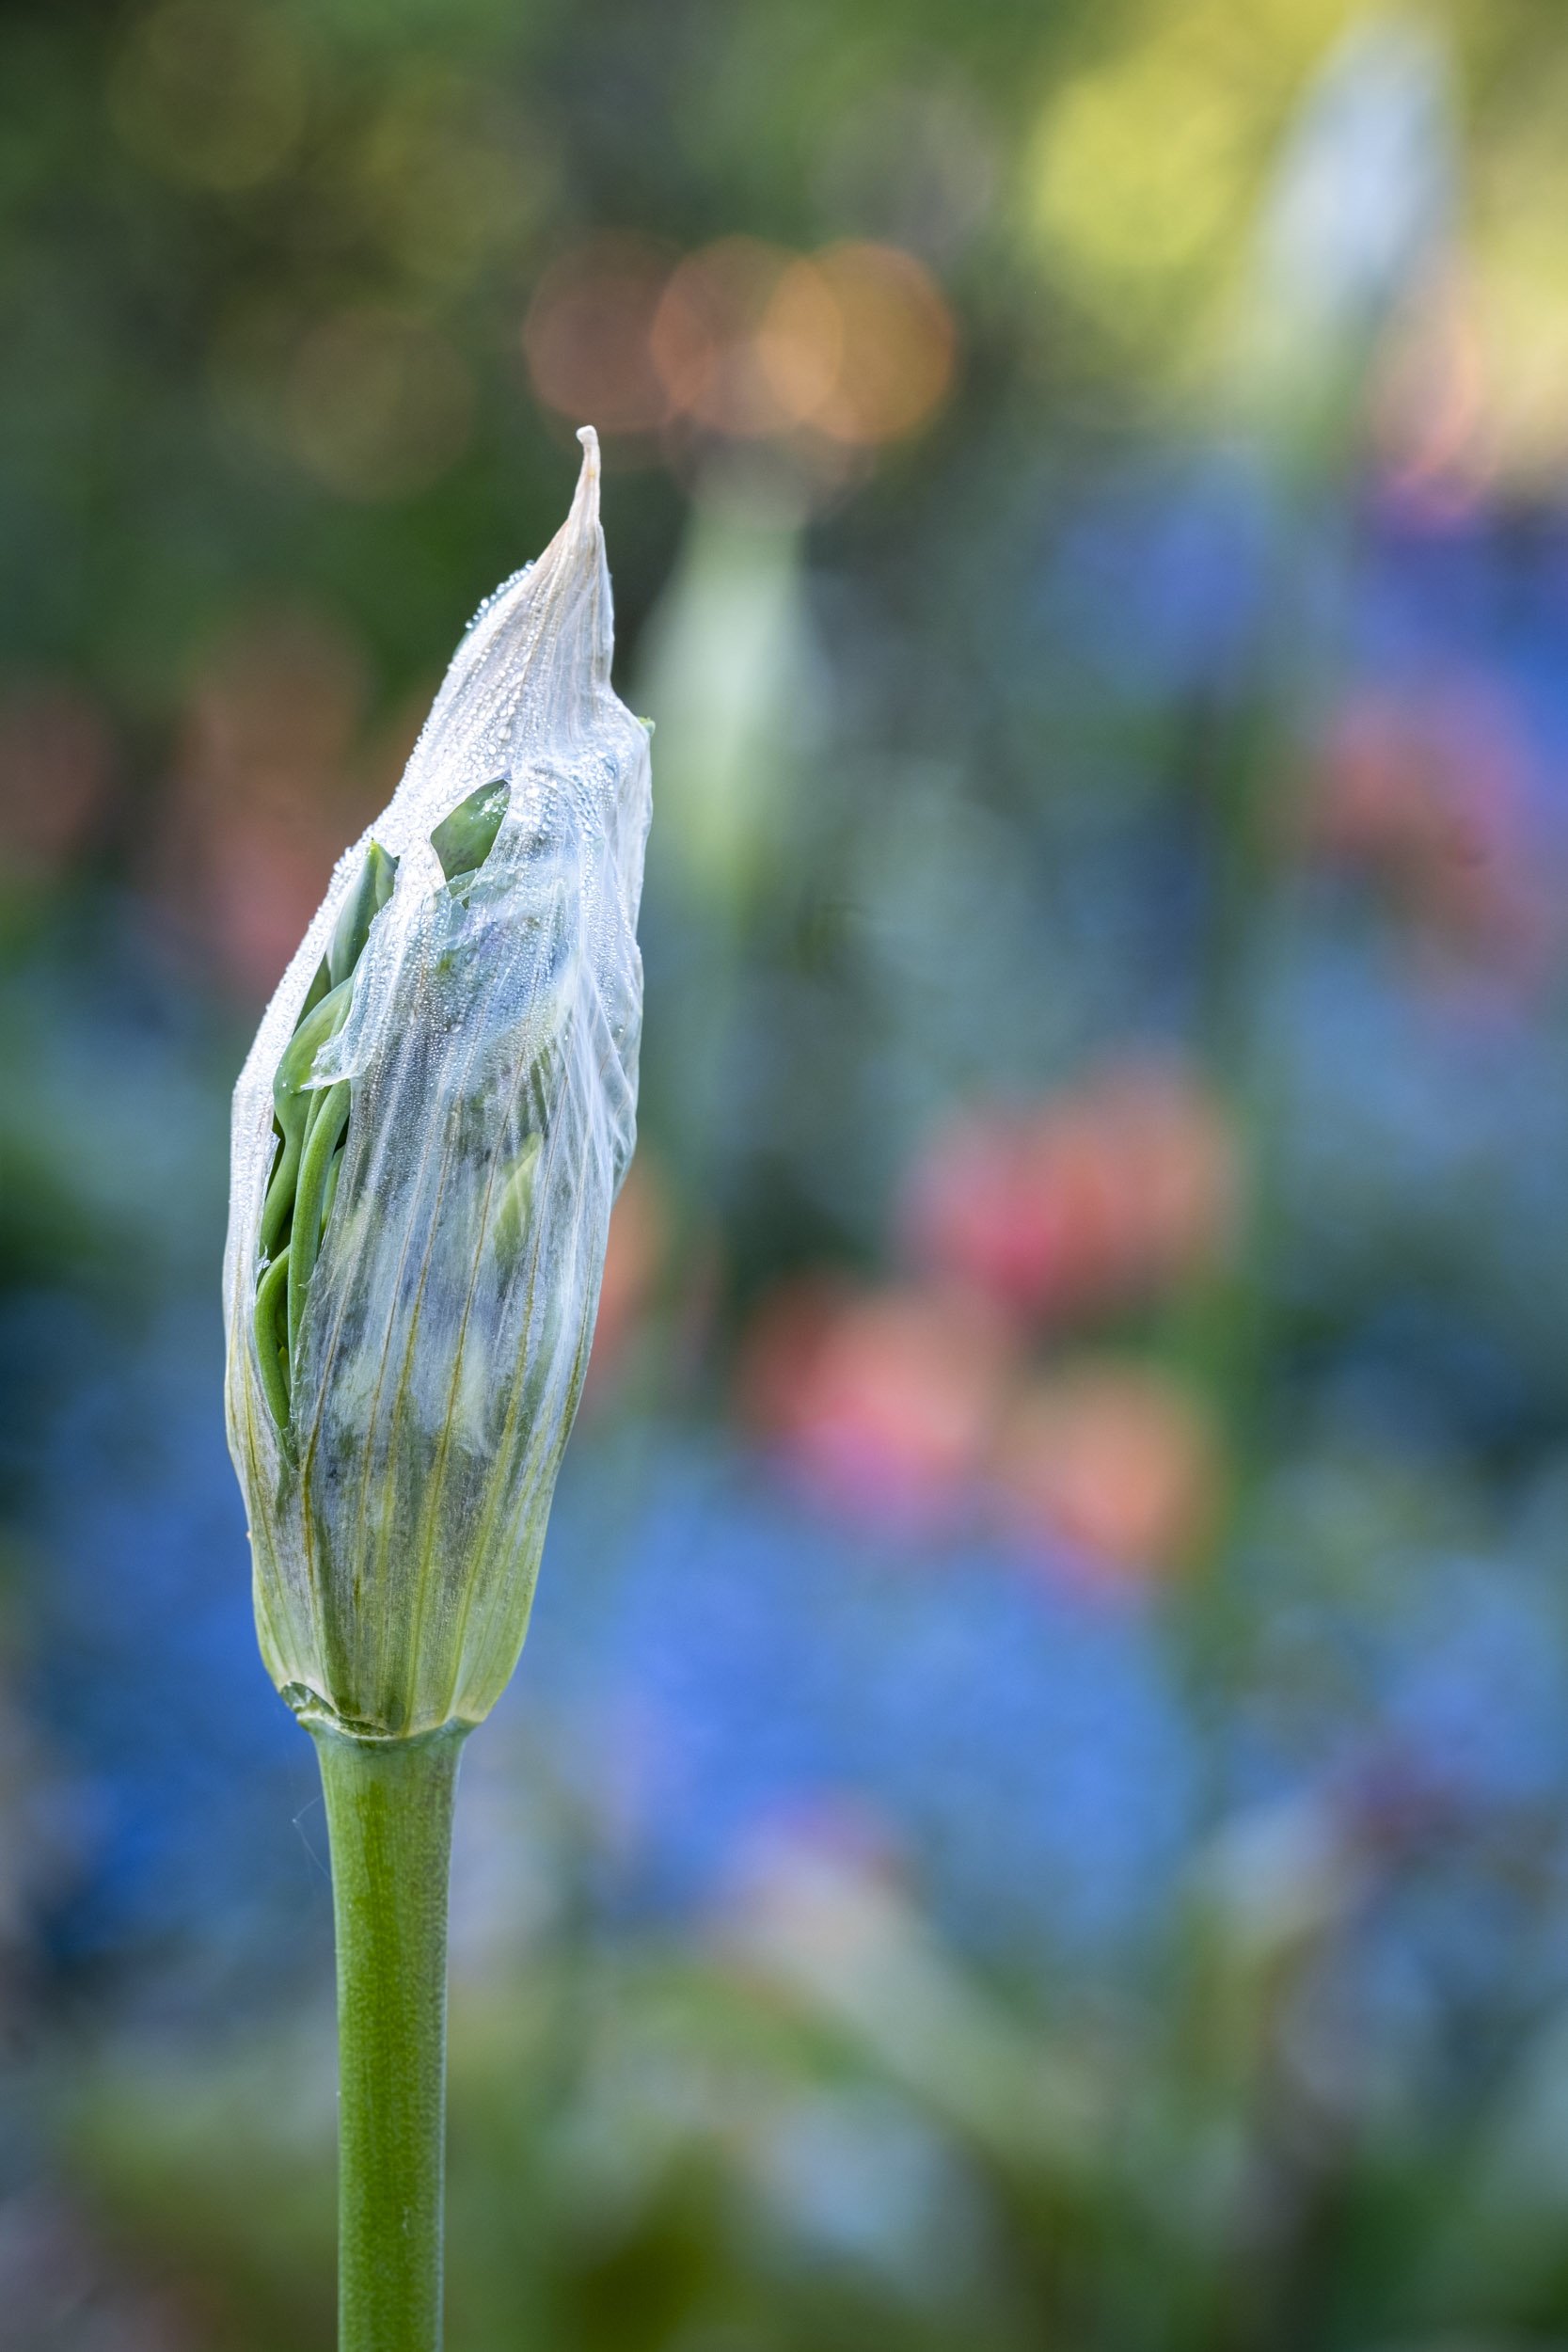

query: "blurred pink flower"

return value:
[1307, 688, 1559, 985]
[901, 1061, 1235, 1325]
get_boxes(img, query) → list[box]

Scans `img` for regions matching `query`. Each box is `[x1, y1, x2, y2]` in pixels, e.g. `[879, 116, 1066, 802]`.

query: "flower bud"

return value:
[224, 429, 652, 1740]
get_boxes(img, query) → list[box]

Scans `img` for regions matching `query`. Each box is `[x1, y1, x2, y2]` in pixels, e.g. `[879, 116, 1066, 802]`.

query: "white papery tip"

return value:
[556, 426, 601, 551]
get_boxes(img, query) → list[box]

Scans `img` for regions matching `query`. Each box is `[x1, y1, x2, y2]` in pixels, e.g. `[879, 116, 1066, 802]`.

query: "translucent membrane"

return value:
[224, 430, 652, 1737]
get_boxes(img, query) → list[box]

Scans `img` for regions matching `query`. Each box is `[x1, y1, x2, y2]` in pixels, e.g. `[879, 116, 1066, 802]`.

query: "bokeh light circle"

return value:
[522, 235, 677, 437]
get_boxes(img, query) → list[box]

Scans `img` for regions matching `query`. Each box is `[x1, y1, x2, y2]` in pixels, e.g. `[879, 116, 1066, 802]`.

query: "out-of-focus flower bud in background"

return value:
[1237, 18, 1455, 457]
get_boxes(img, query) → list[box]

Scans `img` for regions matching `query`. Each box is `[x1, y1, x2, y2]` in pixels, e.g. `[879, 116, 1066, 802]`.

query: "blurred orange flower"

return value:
[737, 1277, 1014, 1534]
[652, 237, 800, 439]
[785, 241, 956, 445]
[653, 236, 955, 452]
[990, 1362, 1222, 1584]
[902, 1061, 1236, 1324]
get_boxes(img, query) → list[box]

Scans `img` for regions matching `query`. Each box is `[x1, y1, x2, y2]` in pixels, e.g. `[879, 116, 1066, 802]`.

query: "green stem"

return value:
[313, 1723, 467, 2352]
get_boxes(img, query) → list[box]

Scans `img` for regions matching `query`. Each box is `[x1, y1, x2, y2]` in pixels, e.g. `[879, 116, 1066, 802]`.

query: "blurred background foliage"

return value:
[7, 0, 1568, 2344]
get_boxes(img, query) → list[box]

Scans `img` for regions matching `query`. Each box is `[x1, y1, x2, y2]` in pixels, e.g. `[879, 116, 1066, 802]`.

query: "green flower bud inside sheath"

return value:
[254, 837, 399, 1432]
[224, 430, 652, 1740]
[430, 777, 510, 894]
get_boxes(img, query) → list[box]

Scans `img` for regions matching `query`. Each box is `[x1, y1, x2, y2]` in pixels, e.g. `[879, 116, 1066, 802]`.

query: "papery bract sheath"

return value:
[223, 428, 651, 1739]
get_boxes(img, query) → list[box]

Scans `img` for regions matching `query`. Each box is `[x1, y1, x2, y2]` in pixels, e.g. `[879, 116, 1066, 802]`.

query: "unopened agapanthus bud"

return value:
[224, 429, 651, 1740]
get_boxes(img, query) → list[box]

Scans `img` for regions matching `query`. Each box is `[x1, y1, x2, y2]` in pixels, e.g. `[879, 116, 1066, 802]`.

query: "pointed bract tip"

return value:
[567, 426, 602, 532]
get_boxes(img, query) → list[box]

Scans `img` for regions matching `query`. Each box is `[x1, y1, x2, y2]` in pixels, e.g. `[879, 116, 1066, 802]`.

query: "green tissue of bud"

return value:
[254, 838, 398, 1435]
[430, 776, 510, 894]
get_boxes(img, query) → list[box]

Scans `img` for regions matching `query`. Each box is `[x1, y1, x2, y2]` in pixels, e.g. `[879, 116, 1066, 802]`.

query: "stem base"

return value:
[314, 1723, 467, 2352]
